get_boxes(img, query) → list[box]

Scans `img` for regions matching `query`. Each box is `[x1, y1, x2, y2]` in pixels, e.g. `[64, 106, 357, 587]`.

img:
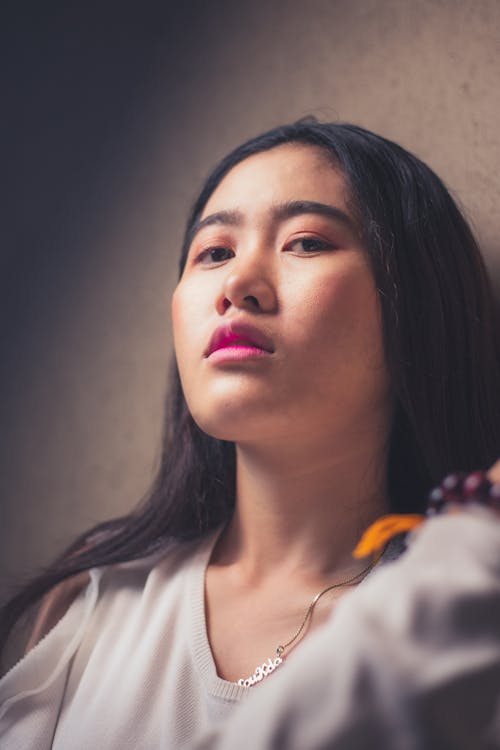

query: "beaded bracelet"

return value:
[354, 470, 500, 558]
[427, 471, 500, 516]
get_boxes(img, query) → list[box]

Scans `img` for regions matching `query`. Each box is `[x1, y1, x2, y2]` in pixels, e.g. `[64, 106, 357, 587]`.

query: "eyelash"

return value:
[193, 237, 335, 266]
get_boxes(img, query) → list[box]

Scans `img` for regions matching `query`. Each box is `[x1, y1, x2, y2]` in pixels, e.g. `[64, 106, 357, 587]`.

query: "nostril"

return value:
[244, 295, 259, 308]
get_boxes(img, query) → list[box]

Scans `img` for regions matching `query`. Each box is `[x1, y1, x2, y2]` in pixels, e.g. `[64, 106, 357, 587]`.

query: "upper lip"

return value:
[205, 321, 275, 357]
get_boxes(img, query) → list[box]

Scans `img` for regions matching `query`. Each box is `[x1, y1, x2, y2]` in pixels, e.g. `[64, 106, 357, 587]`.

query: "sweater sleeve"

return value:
[191, 509, 500, 750]
[0, 569, 102, 750]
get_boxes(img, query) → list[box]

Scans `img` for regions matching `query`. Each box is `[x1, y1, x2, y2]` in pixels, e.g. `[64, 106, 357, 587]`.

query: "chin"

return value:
[188, 408, 262, 443]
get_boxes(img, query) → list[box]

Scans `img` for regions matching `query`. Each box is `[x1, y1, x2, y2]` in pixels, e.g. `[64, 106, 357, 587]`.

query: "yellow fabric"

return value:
[353, 514, 425, 558]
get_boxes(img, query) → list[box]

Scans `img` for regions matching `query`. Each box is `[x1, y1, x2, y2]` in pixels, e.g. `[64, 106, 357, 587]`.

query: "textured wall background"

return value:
[2, 0, 500, 599]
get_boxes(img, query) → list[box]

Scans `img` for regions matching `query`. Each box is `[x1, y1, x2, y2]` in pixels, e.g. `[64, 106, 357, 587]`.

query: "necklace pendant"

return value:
[237, 655, 283, 688]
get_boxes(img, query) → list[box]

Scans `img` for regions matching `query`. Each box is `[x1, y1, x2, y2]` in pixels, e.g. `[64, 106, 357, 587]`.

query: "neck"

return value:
[212, 417, 391, 587]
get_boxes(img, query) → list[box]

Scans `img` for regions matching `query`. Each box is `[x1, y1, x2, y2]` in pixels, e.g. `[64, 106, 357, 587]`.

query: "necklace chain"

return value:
[277, 552, 382, 654]
[237, 549, 385, 688]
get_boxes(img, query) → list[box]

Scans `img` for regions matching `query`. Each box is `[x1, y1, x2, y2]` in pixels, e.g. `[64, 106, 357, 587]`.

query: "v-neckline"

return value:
[188, 526, 251, 701]
[187, 525, 406, 701]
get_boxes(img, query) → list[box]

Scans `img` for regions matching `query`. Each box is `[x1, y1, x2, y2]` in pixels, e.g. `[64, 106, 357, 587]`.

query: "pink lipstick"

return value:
[205, 321, 274, 362]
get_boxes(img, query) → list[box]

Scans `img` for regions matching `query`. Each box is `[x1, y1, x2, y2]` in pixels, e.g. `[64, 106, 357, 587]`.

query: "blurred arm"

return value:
[192, 508, 500, 750]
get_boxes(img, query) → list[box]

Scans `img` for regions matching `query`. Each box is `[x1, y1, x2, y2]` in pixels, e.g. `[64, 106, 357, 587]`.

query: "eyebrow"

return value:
[187, 200, 357, 246]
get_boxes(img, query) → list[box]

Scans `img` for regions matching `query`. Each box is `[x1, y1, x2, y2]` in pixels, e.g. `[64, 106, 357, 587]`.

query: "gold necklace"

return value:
[237, 550, 384, 688]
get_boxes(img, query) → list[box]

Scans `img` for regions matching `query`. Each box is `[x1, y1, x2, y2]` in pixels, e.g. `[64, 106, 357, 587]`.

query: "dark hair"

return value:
[2, 119, 500, 666]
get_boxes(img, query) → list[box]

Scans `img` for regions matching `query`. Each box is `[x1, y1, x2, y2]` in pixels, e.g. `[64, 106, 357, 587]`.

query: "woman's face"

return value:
[172, 144, 391, 446]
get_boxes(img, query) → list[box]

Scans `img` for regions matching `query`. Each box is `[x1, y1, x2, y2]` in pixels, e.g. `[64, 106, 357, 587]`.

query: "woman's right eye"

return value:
[195, 246, 234, 265]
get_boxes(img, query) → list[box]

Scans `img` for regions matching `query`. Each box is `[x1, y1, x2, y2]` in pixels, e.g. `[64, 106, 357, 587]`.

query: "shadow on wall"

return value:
[2, 0, 500, 602]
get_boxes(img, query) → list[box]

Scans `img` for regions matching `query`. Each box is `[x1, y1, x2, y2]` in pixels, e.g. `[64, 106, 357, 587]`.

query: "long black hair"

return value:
[2, 118, 500, 665]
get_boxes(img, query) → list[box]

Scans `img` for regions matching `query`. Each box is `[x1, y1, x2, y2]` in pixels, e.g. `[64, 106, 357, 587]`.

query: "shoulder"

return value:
[24, 532, 213, 655]
[350, 507, 500, 640]
[24, 571, 92, 654]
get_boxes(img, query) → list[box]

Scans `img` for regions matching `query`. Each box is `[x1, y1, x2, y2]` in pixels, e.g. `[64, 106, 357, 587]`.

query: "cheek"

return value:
[170, 287, 184, 336]
[297, 266, 384, 373]
[171, 287, 196, 377]
[292, 266, 375, 339]
[170, 289, 183, 347]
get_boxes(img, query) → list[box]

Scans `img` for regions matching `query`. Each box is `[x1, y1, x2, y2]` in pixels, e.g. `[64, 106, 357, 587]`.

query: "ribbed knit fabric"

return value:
[192, 510, 500, 750]
[0, 528, 250, 750]
[0, 528, 403, 750]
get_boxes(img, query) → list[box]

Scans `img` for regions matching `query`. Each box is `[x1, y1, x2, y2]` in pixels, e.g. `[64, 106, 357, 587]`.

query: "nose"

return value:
[215, 246, 278, 315]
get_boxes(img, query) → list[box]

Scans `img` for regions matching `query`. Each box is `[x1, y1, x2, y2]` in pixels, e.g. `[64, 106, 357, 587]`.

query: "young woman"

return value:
[1, 119, 500, 749]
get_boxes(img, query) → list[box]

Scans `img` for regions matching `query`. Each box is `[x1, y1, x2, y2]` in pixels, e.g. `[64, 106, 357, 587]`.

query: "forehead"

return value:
[201, 143, 350, 220]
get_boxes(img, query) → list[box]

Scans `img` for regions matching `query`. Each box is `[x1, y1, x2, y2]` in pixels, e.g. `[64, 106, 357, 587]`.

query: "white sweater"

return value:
[1, 511, 499, 749]
[194, 510, 500, 750]
[0, 529, 251, 749]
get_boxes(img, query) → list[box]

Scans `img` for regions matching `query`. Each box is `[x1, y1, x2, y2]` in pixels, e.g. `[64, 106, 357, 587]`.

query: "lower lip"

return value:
[207, 345, 273, 363]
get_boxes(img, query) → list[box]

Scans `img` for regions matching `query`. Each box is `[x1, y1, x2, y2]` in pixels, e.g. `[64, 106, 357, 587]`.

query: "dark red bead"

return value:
[462, 471, 492, 502]
[440, 472, 466, 502]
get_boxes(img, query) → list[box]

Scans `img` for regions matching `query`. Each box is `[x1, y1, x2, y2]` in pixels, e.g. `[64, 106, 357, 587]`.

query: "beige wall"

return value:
[2, 0, 500, 597]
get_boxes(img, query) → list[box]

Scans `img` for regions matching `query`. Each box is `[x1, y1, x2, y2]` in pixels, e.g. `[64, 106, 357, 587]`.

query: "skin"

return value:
[491, 458, 500, 483]
[25, 146, 500, 670]
[171, 143, 396, 681]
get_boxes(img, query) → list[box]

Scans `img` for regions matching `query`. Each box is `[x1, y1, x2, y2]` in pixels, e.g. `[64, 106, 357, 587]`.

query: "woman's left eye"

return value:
[286, 237, 335, 254]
